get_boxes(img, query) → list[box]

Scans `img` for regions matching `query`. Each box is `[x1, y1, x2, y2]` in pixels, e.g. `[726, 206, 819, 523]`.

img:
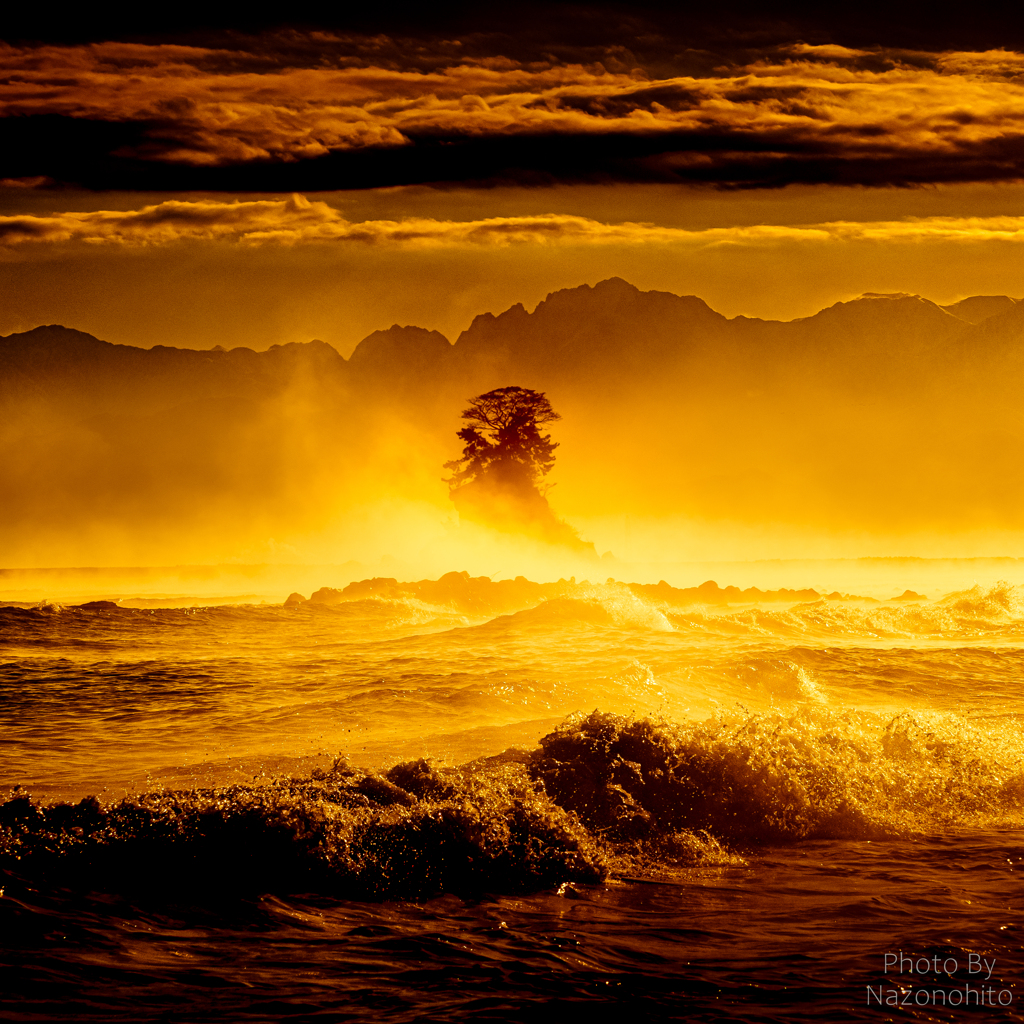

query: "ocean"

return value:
[3, 568, 1024, 1021]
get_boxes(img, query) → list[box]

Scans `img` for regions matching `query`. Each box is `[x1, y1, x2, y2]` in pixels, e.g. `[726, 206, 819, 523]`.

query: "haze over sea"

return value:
[4, 557, 1024, 1021]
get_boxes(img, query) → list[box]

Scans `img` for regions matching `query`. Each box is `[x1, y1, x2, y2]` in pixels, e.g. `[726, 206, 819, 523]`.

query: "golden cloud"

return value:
[2, 37, 1024, 181]
[4, 195, 1024, 250]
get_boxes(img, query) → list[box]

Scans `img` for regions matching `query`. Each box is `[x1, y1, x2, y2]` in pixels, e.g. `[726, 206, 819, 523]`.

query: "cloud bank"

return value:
[3, 37, 1024, 188]
[4, 195, 1024, 250]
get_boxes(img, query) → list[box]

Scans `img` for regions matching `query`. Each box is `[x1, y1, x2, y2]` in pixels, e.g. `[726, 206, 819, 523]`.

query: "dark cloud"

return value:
[547, 84, 706, 117]
[2, 28, 1024, 191]
[4, 1, 1023, 55]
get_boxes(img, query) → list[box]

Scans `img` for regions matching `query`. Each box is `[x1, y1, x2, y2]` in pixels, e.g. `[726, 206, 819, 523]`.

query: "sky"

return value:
[3, 3, 1024, 568]
[2, 5, 1024, 351]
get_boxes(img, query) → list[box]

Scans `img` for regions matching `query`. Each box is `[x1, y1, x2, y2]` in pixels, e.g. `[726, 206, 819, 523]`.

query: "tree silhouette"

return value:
[444, 386, 593, 553]
[444, 386, 560, 494]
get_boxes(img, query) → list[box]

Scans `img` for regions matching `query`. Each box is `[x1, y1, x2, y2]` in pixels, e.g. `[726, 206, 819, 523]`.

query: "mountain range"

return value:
[3, 278, 1024, 563]
[5, 279, 1023, 410]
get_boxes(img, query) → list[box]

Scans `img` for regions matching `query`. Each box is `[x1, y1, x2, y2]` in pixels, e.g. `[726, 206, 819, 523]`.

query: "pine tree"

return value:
[444, 386, 560, 494]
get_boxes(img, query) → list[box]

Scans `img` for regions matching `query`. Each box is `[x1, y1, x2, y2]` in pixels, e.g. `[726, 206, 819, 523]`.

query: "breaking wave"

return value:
[300, 578, 1024, 642]
[8, 580, 1024, 645]
[5, 704, 1024, 900]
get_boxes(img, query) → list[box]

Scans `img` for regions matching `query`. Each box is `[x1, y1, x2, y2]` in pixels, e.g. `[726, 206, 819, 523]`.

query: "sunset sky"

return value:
[2, 4, 1024, 352]
[4, 4, 1024, 569]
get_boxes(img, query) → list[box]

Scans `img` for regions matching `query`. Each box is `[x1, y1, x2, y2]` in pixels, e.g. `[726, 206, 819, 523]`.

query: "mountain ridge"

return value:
[5, 279, 1020, 367]
[3, 278, 1022, 410]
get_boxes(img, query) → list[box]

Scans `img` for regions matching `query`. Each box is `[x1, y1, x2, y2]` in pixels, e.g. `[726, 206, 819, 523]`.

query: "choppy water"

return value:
[3, 575, 1024, 1021]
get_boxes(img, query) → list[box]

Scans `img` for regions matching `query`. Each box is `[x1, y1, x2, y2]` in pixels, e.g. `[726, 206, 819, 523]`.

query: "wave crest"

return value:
[5, 704, 1024, 899]
[0, 757, 605, 899]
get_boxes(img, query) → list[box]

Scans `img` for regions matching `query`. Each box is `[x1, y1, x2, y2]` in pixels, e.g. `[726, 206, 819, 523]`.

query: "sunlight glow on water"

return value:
[4, 575, 1024, 1022]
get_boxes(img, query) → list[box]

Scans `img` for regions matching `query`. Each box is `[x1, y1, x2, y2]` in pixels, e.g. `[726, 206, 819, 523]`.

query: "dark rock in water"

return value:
[301, 572, 848, 619]
[74, 600, 120, 611]
[339, 571, 573, 616]
[283, 592, 307, 606]
[337, 578, 399, 600]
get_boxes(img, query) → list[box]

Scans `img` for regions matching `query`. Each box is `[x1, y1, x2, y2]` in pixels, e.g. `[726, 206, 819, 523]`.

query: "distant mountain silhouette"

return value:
[941, 296, 1020, 324]
[6, 281, 1022, 407]
[452, 278, 731, 390]
[0, 325, 348, 413]
[5, 278, 1024, 561]
[348, 325, 452, 387]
